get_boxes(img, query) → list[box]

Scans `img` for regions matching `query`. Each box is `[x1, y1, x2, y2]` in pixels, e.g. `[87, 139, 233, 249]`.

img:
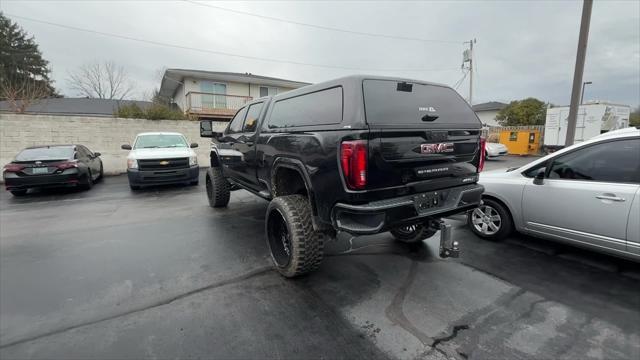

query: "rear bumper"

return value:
[127, 166, 199, 186]
[331, 183, 484, 234]
[4, 169, 82, 190]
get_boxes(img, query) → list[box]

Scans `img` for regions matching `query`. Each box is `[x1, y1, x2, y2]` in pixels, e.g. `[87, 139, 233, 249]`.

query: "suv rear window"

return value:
[363, 79, 479, 126]
[15, 146, 75, 161]
[268, 87, 343, 129]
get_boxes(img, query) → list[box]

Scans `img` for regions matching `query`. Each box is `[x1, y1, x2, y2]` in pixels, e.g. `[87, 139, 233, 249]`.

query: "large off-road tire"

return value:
[265, 195, 324, 278]
[467, 198, 513, 241]
[206, 167, 229, 208]
[390, 221, 438, 243]
[10, 189, 28, 197]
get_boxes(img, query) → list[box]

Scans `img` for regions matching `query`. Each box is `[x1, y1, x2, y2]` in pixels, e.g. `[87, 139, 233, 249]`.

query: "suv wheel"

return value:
[265, 195, 324, 278]
[467, 198, 512, 241]
[206, 167, 229, 207]
[390, 222, 437, 243]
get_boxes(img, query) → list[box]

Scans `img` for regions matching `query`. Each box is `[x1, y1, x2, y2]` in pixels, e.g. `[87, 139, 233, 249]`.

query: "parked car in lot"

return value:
[469, 127, 640, 262]
[122, 132, 199, 190]
[3, 144, 103, 196]
[201, 75, 486, 277]
[485, 141, 508, 159]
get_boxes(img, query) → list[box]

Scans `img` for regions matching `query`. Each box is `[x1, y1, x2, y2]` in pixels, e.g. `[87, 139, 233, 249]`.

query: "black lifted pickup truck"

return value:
[200, 75, 485, 277]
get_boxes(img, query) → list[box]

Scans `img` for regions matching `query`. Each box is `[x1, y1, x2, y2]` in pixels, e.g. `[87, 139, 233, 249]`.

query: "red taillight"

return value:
[478, 137, 486, 172]
[56, 161, 78, 170]
[3, 163, 25, 173]
[340, 140, 367, 190]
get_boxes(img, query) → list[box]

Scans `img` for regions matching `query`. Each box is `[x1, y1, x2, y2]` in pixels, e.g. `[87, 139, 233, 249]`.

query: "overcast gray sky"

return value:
[2, 0, 639, 107]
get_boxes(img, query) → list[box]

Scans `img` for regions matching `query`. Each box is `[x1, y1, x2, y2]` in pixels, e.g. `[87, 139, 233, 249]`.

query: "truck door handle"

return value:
[596, 194, 625, 202]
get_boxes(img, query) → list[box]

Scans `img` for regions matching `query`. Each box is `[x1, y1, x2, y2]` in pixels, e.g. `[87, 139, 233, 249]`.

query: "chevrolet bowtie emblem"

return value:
[159, 160, 170, 165]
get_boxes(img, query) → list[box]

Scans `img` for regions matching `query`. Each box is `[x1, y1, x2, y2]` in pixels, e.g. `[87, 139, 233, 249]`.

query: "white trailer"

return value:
[544, 102, 631, 149]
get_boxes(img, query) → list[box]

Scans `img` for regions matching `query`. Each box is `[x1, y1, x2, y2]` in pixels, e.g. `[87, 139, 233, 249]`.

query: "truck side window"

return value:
[268, 87, 343, 129]
[227, 107, 248, 134]
[243, 102, 264, 133]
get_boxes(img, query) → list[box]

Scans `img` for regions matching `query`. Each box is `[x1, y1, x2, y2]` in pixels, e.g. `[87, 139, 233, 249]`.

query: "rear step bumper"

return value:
[332, 183, 484, 234]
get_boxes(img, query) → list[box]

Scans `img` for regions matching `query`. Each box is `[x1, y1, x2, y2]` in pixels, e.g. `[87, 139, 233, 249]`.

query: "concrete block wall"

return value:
[0, 114, 228, 176]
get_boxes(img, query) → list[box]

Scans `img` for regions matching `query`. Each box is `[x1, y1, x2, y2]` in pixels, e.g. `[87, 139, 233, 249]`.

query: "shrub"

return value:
[116, 103, 190, 120]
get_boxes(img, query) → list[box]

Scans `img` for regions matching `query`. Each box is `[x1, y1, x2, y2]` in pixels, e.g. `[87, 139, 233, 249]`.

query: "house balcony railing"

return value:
[185, 92, 252, 118]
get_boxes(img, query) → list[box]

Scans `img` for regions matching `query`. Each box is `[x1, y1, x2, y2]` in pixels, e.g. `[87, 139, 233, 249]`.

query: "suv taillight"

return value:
[340, 140, 367, 190]
[56, 160, 78, 170]
[478, 137, 486, 172]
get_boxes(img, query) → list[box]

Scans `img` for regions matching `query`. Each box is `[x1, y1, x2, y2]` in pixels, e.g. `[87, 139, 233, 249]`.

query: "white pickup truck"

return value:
[121, 132, 199, 190]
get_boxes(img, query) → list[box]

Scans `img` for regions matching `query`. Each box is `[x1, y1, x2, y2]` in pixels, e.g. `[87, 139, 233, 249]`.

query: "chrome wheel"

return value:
[471, 205, 502, 235]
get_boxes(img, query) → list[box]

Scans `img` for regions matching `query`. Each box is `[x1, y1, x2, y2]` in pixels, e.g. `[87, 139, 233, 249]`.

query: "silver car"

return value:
[468, 127, 640, 262]
[485, 142, 509, 159]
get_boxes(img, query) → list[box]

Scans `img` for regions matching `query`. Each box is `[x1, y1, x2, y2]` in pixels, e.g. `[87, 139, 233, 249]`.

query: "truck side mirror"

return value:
[121, 144, 132, 150]
[533, 167, 545, 185]
[190, 143, 199, 148]
[200, 120, 213, 138]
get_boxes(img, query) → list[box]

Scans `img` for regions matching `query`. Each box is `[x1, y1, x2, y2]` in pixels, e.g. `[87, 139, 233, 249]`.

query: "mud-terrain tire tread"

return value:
[207, 167, 230, 207]
[266, 195, 324, 278]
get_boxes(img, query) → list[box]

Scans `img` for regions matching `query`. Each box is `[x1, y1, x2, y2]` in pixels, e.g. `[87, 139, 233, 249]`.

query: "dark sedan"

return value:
[3, 145, 103, 196]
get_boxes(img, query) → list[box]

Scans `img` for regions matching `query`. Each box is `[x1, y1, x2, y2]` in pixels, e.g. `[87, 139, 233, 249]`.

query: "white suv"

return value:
[121, 132, 199, 190]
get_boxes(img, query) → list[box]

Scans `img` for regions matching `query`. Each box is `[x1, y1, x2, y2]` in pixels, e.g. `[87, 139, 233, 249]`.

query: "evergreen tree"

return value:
[0, 12, 58, 99]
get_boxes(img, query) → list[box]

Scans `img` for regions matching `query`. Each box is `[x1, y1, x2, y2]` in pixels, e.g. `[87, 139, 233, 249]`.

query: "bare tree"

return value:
[1, 78, 51, 113]
[67, 61, 135, 100]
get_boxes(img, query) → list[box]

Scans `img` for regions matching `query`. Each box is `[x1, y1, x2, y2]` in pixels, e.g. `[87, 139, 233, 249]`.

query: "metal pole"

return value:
[565, 0, 593, 146]
[469, 40, 474, 105]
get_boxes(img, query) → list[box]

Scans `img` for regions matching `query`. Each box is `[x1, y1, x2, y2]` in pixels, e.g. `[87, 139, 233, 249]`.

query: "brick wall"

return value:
[0, 114, 228, 177]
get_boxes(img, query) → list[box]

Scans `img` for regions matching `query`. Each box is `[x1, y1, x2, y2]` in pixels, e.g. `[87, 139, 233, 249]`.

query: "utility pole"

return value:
[462, 39, 476, 104]
[565, 0, 593, 146]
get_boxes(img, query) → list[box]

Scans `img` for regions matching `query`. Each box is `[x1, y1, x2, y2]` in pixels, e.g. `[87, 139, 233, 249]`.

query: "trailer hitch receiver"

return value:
[432, 220, 459, 258]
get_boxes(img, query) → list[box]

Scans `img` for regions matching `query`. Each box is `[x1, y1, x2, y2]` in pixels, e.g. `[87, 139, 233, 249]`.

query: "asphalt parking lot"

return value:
[1, 156, 639, 360]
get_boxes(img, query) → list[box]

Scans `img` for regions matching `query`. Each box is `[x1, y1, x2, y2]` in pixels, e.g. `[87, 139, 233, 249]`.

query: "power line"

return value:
[183, 0, 462, 44]
[5, 13, 461, 73]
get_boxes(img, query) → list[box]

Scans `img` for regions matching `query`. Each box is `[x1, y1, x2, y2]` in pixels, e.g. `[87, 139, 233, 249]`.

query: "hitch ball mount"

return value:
[430, 220, 459, 258]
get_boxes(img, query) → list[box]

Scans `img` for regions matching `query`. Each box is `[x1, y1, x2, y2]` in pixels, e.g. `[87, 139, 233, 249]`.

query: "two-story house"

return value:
[158, 69, 310, 121]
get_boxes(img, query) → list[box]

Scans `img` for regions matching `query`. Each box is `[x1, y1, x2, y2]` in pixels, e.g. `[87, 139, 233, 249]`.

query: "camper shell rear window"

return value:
[363, 79, 480, 126]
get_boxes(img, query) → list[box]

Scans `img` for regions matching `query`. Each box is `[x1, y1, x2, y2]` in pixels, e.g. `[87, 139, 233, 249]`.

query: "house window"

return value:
[200, 82, 227, 108]
[509, 132, 518, 141]
[260, 86, 278, 97]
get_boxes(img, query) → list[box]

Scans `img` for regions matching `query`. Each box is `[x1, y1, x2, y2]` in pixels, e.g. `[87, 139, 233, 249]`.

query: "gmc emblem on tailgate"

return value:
[421, 143, 455, 154]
